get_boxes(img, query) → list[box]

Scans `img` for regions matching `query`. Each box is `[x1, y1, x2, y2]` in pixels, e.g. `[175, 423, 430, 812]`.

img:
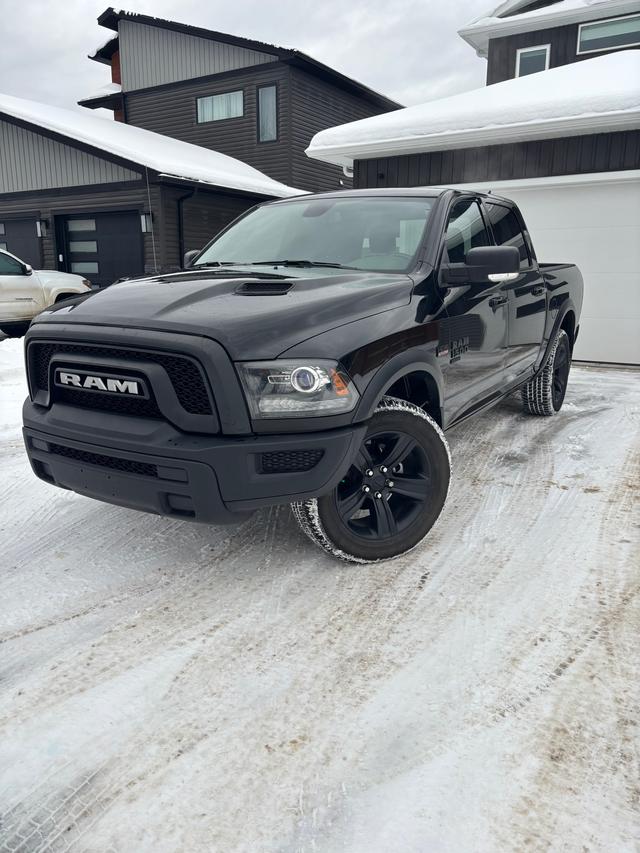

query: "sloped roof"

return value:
[89, 8, 400, 109]
[306, 50, 640, 168]
[0, 92, 302, 198]
[460, 0, 640, 56]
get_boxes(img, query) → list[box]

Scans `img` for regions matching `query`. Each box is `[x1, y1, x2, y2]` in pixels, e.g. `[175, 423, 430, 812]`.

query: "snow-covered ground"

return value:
[0, 335, 638, 853]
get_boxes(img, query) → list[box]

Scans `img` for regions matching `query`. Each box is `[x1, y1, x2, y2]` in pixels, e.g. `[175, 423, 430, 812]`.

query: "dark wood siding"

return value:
[124, 63, 293, 186]
[353, 130, 640, 188]
[487, 22, 640, 84]
[288, 67, 394, 193]
[123, 62, 395, 192]
[182, 191, 256, 256]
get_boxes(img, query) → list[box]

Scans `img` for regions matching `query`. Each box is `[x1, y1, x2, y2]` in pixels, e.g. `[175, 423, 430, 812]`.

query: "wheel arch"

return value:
[354, 355, 444, 427]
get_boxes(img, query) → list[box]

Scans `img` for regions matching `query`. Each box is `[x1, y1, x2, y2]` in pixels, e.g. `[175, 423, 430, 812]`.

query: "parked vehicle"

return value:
[0, 249, 92, 337]
[22, 189, 583, 562]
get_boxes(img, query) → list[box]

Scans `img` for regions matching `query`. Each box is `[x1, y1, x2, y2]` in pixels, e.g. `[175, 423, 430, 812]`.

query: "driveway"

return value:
[0, 336, 638, 853]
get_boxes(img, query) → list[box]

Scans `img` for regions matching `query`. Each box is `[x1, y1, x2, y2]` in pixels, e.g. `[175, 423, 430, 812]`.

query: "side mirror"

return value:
[183, 249, 200, 269]
[442, 245, 520, 287]
[23, 263, 33, 276]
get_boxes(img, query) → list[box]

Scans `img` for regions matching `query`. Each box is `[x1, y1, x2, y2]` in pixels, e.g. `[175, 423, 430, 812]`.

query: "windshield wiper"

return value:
[249, 260, 354, 269]
[192, 261, 251, 268]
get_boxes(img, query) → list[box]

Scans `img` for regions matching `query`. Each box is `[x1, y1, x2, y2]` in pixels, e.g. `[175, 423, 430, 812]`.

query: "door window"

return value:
[444, 198, 490, 264]
[485, 204, 531, 268]
[67, 219, 96, 232]
[0, 252, 24, 275]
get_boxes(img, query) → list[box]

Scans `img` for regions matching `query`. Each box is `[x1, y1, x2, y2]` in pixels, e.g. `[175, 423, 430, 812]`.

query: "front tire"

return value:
[0, 322, 31, 338]
[292, 397, 451, 563]
[522, 328, 571, 416]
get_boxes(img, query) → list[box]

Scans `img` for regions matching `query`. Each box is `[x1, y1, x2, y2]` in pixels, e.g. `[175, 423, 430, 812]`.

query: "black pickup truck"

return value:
[22, 189, 583, 563]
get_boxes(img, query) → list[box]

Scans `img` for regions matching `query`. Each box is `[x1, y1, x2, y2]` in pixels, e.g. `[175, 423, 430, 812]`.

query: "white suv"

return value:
[0, 249, 93, 337]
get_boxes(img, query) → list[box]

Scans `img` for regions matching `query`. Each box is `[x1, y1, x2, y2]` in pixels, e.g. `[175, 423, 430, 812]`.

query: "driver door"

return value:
[439, 197, 509, 423]
[0, 251, 39, 321]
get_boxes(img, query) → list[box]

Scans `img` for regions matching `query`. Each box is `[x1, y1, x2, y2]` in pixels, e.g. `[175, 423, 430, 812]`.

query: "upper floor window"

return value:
[577, 14, 640, 54]
[196, 90, 243, 124]
[485, 203, 531, 268]
[258, 85, 277, 142]
[0, 223, 5, 236]
[516, 45, 550, 77]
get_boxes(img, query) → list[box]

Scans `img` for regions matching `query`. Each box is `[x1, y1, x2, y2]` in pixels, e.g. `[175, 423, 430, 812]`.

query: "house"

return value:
[78, 8, 400, 194]
[0, 92, 300, 287]
[306, 0, 640, 365]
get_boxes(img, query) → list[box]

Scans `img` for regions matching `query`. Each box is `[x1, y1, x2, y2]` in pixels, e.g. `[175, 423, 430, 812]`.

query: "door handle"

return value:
[488, 294, 508, 310]
[532, 285, 546, 296]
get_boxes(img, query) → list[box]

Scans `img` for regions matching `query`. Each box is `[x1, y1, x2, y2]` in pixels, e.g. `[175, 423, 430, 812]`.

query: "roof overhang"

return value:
[94, 7, 400, 109]
[89, 35, 119, 65]
[305, 50, 640, 168]
[459, 0, 640, 57]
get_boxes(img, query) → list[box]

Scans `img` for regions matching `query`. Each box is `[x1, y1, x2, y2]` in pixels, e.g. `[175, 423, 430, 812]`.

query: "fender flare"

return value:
[537, 300, 577, 374]
[354, 351, 444, 423]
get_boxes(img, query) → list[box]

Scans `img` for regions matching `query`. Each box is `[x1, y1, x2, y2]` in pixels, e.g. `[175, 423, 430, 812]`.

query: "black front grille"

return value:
[260, 449, 324, 474]
[29, 342, 212, 415]
[48, 443, 158, 477]
[53, 387, 163, 419]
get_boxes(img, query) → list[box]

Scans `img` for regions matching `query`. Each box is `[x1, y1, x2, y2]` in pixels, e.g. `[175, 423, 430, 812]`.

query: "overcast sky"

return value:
[0, 0, 487, 111]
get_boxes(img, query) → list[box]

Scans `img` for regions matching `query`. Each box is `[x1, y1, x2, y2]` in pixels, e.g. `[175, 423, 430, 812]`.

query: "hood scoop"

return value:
[235, 281, 294, 296]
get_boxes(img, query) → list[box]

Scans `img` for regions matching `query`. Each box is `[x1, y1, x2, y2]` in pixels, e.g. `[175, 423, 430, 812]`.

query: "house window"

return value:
[71, 262, 99, 275]
[577, 14, 640, 54]
[515, 45, 550, 77]
[196, 91, 243, 123]
[69, 241, 98, 253]
[0, 223, 5, 235]
[258, 85, 277, 142]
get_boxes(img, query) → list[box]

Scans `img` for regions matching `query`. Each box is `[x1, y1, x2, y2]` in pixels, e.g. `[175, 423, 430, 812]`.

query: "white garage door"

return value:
[454, 171, 640, 365]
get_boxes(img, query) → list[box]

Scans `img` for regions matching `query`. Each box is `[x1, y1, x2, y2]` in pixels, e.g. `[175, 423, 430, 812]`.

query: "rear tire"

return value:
[522, 328, 571, 416]
[292, 397, 451, 563]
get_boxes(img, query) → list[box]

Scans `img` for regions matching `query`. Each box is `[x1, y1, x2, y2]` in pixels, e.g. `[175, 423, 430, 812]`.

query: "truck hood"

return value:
[34, 267, 414, 359]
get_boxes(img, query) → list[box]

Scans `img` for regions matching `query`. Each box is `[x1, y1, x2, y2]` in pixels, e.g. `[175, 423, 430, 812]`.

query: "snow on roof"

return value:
[0, 92, 301, 198]
[79, 82, 122, 102]
[306, 50, 640, 168]
[460, 0, 640, 56]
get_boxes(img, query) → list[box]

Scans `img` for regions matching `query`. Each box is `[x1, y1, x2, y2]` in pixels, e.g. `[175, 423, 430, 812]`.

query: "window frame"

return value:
[577, 13, 640, 55]
[440, 195, 492, 267]
[195, 89, 245, 125]
[256, 83, 278, 144]
[515, 44, 550, 77]
[483, 200, 533, 269]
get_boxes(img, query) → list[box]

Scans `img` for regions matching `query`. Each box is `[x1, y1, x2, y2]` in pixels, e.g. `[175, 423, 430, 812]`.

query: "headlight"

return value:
[237, 359, 359, 419]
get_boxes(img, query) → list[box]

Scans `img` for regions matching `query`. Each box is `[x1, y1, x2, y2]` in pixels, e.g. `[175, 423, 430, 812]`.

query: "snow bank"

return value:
[0, 92, 302, 198]
[306, 50, 640, 167]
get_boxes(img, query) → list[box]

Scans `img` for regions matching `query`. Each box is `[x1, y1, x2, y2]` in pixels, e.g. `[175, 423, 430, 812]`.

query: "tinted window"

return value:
[444, 199, 490, 264]
[485, 204, 530, 268]
[0, 252, 24, 275]
[195, 197, 435, 273]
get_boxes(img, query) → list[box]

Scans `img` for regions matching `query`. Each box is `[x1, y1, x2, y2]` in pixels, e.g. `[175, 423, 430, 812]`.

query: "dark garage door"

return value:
[61, 211, 144, 288]
[0, 219, 42, 267]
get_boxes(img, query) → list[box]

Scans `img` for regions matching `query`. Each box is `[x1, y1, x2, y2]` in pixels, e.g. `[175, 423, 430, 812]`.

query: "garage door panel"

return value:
[508, 184, 640, 230]
[580, 273, 640, 321]
[531, 227, 640, 273]
[574, 318, 640, 364]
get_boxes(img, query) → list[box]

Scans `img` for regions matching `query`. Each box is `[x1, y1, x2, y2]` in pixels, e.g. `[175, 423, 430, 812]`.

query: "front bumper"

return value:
[23, 400, 366, 524]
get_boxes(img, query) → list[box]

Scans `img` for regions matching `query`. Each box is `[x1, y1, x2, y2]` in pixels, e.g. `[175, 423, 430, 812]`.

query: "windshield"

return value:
[193, 196, 436, 273]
